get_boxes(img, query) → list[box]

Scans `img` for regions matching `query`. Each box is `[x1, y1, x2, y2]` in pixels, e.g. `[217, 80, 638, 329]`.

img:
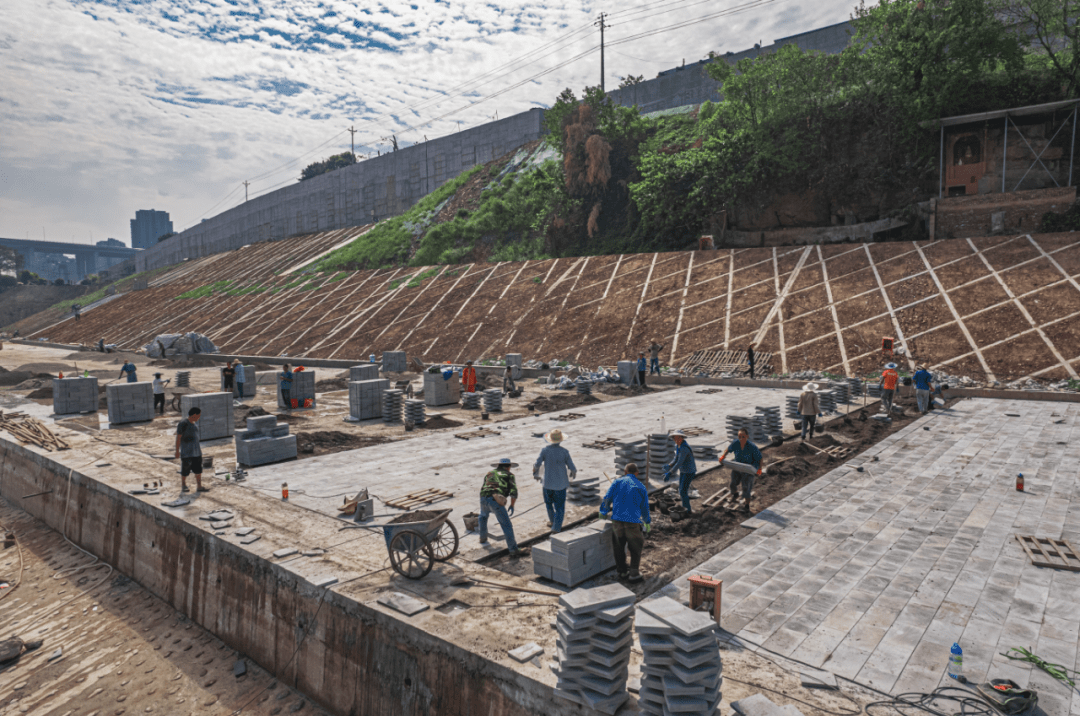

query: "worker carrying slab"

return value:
[719, 428, 762, 513]
[663, 429, 698, 514]
[533, 429, 577, 533]
[880, 362, 900, 414]
[599, 462, 651, 583]
[479, 458, 528, 558]
[463, 360, 477, 393]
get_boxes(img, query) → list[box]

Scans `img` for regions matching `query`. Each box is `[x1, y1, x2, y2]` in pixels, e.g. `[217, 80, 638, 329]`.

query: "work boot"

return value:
[617, 571, 629, 580]
[478, 537, 488, 544]
[509, 547, 531, 558]
[628, 572, 644, 584]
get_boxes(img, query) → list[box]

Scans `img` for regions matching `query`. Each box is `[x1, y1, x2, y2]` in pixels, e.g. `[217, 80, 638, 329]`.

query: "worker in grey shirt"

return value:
[174, 407, 208, 493]
[533, 429, 577, 533]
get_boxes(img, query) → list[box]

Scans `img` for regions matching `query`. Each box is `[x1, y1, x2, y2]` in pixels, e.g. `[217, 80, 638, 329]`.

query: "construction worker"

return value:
[279, 363, 294, 410]
[913, 365, 933, 414]
[479, 458, 528, 557]
[798, 383, 820, 440]
[533, 429, 577, 533]
[119, 360, 137, 383]
[235, 362, 246, 399]
[463, 360, 478, 393]
[222, 361, 236, 394]
[599, 462, 651, 583]
[747, 343, 756, 379]
[719, 428, 762, 512]
[636, 352, 647, 387]
[72, 304, 81, 322]
[174, 407, 208, 493]
[503, 365, 518, 396]
[880, 362, 899, 414]
[152, 372, 169, 415]
[663, 429, 698, 513]
[648, 341, 664, 375]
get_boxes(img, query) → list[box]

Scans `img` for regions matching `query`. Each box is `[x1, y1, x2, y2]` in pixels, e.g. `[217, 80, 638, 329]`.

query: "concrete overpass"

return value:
[0, 237, 137, 282]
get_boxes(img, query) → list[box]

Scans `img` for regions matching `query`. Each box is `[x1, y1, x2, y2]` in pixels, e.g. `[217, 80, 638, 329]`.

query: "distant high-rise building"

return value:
[130, 210, 173, 250]
[97, 238, 126, 247]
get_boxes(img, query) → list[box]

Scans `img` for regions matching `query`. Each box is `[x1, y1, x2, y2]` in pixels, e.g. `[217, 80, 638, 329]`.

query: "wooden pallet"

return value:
[551, 413, 585, 422]
[384, 488, 454, 510]
[582, 438, 619, 450]
[701, 487, 733, 511]
[822, 445, 854, 460]
[454, 428, 502, 440]
[678, 350, 773, 378]
[679, 427, 714, 437]
[1016, 535, 1080, 572]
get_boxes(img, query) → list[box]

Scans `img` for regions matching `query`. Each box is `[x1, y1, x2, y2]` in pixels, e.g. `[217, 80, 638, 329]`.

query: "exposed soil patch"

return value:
[524, 392, 604, 414]
[315, 377, 348, 391]
[296, 430, 391, 456]
[423, 415, 464, 430]
[0, 369, 54, 387]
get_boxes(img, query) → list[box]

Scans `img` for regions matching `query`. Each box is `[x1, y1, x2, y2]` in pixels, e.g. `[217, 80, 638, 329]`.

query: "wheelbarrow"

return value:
[378, 508, 459, 579]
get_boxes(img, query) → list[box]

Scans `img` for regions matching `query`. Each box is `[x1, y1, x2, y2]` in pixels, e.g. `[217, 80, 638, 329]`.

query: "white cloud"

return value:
[0, 0, 854, 247]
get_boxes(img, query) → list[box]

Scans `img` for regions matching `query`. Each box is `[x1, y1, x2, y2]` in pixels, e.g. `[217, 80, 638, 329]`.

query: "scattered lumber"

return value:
[0, 411, 70, 451]
[384, 488, 453, 510]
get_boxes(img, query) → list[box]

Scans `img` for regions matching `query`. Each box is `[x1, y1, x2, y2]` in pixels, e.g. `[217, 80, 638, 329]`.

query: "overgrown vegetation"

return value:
[300, 152, 356, 182]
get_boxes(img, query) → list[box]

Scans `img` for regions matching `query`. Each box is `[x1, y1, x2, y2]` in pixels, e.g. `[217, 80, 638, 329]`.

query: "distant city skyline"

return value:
[130, 209, 174, 250]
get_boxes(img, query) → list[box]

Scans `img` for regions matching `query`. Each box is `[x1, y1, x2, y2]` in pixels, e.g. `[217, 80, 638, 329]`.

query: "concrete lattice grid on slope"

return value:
[31, 231, 1080, 382]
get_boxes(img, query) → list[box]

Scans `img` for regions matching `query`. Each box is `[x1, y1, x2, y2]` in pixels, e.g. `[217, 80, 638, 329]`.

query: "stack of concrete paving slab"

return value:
[382, 389, 403, 422]
[552, 583, 635, 714]
[278, 370, 316, 409]
[175, 371, 191, 388]
[460, 392, 482, 410]
[423, 371, 461, 406]
[506, 353, 523, 379]
[381, 351, 407, 373]
[614, 439, 646, 477]
[636, 596, 722, 715]
[785, 395, 801, 420]
[349, 364, 380, 382]
[482, 388, 503, 412]
[235, 415, 296, 466]
[690, 443, 719, 464]
[221, 365, 256, 399]
[53, 377, 98, 415]
[866, 383, 882, 399]
[755, 406, 782, 437]
[818, 389, 837, 414]
[617, 360, 635, 385]
[404, 399, 426, 425]
[831, 381, 851, 405]
[180, 392, 234, 440]
[726, 415, 766, 443]
[348, 378, 391, 420]
[567, 476, 601, 505]
[646, 433, 671, 483]
[576, 379, 592, 395]
[106, 382, 154, 424]
[532, 522, 614, 585]
[846, 377, 863, 399]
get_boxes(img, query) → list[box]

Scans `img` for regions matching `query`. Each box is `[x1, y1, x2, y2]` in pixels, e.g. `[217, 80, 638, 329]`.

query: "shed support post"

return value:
[1002, 113, 1008, 194]
[939, 125, 944, 198]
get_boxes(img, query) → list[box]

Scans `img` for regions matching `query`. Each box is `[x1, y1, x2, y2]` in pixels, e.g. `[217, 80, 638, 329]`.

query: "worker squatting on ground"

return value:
[533, 429, 577, 533]
[279, 363, 293, 410]
[637, 353, 647, 387]
[152, 372, 169, 415]
[719, 428, 763, 512]
[599, 462, 651, 583]
[648, 341, 664, 375]
[175, 407, 209, 493]
[798, 383, 820, 440]
[880, 363, 899, 414]
[663, 429, 698, 513]
[914, 365, 934, 414]
[479, 458, 529, 558]
[463, 360, 477, 393]
[119, 360, 137, 383]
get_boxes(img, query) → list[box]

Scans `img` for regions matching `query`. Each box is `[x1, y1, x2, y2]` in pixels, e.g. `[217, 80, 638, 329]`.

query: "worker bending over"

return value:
[119, 360, 137, 383]
[719, 428, 762, 512]
[663, 429, 698, 514]
[479, 458, 528, 558]
[533, 429, 577, 533]
[600, 462, 651, 583]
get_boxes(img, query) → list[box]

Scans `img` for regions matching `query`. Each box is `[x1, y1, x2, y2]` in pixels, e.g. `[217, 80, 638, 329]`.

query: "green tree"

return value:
[996, 0, 1080, 96]
[619, 74, 645, 88]
[300, 151, 357, 181]
[156, 232, 175, 243]
[0, 245, 16, 275]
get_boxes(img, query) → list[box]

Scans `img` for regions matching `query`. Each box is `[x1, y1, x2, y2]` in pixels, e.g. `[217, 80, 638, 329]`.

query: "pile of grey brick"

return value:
[221, 365, 256, 399]
[755, 406, 782, 437]
[107, 382, 154, 424]
[725, 415, 766, 443]
[423, 371, 460, 406]
[567, 477, 601, 504]
[636, 596, 722, 715]
[506, 353, 523, 379]
[533, 521, 614, 585]
[818, 389, 838, 414]
[235, 415, 296, 466]
[180, 392, 234, 440]
[349, 364, 380, 382]
[482, 388, 503, 412]
[52, 377, 98, 415]
[460, 391, 482, 410]
[552, 583, 635, 715]
[381, 351, 407, 373]
[614, 439, 646, 477]
[691, 444, 719, 463]
[382, 389, 403, 422]
[348, 378, 390, 420]
[785, 395, 801, 420]
[831, 381, 851, 405]
[404, 399, 426, 425]
[575, 378, 592, 395]
[646, 433, 670, 483]
[277, 370, 315, 409]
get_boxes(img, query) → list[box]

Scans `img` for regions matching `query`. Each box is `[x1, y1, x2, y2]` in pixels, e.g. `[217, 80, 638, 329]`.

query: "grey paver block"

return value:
[559, 583, 635, 615]
[508, 642, 544, 662]
[639, 596, 718, 637]
[377, 592, 429, 616]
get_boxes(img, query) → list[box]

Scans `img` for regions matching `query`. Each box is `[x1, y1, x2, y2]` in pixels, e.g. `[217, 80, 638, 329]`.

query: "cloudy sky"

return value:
[0, 0, 854, 248]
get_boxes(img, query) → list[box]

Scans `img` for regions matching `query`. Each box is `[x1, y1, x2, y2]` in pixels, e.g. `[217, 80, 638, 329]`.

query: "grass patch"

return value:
[176, 280, 234, 300]
[328, 272, 349, 283]
[406, 267, 441, 287]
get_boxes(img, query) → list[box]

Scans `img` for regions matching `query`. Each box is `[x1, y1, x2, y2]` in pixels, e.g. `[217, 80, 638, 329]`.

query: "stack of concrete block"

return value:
[278, 370, 316, 409]
[785, 395, 801, 420]
[404, 399, 426, 425]
[614, 439, 646, 477]
[506, 353, 523, 379]
[423, 371, 460, 406]
[52, 377, 98, 414]
[349, 364, 380, 382]
[382, 389, 403, 422]
[576, 379, 593, 395]
[175, 371, 191, 388]
[482, 388, 503, 412]
[646, 433, 671, 483]
[866, 383, 882, 399]
[637, 596, 722, 715]
[348, 379, 391, 420]
[532, 522, 614, 585]
[107, 382, 154, 424]
[846, 377, 863, 399]
[818, 389, 838, 414]
[567, 476, 601, 504]
[180, 392, 234, 440]
[831, 381, 851, 405]
[691, 444, 719, 463]
[552, 584, 635, 714]
[381, 351, 407, 373]
[221, 365, 256, 399]
[726, 415, 766, 443]
[235, 415, 296, 466]
[617, 361, 635, 385]
[755, 406, 782, 437]
[460, 392, 482, 410]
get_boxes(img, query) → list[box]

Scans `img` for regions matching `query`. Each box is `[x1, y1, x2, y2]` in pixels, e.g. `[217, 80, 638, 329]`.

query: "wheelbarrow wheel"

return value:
[430, 520, 459, 561]
[389, 529, 434, 579]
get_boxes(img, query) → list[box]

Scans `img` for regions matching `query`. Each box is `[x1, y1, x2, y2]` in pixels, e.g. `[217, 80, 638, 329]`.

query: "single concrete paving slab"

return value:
[656, 398, 1080, 716]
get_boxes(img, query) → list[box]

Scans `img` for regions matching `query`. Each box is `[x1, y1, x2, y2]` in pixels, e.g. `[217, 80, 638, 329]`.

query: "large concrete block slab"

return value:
[423, 371, 460, 407]
[106, 382, 154, 424]
[52, 376, 98, 414]
[180, 391, 235, 440]
[349, 364, 380, 382]
[382, 351, 407, 373]
[348, 379, 391, 420]
[277, 370, 316, 409]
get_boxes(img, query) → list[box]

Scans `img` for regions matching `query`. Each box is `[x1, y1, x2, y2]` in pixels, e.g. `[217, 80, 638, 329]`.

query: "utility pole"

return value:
[347, 125, 357, 156]
[595, 12, 608, 92]
[243, 180, 250, 202]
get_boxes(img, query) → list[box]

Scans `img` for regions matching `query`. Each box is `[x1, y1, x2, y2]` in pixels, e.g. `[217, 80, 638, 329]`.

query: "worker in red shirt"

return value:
[880, 362, 899, 415]
[462, 360, 478, 394]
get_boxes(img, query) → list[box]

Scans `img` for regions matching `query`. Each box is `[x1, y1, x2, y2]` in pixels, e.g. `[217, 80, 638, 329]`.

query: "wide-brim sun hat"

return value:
[886, 363, 898, 370]
[803, 383, 819, 391]
[491, 458, 519, 468]
[545, 429, 566, 443]
[670, 429, 687, 438]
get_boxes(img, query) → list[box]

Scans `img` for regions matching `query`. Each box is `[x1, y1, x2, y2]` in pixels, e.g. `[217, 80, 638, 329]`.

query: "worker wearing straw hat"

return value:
[479, 458, 528, 557]
[533, 428, 577, 533]
[663, 430, 698, 514]
[798, 383, 820, 440]
[880, 362, 900, 415]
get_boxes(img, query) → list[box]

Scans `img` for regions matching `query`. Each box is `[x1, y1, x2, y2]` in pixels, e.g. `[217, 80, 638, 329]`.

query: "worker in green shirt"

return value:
[479, 458, 528, 557]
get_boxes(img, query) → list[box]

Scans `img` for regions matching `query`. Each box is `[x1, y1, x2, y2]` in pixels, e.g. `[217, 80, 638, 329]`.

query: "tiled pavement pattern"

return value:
[657, 398, 1080, 716]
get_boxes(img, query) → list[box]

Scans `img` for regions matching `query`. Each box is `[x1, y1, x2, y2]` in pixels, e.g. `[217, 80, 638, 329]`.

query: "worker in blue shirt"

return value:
[719, 428, 763, 512]
[533, 428, 577, 533]
[119, 360, 137, 383]
[599, 462, 651, 582]
[636, 352, 647, 387]
[913, 365, 933, 414]
[663, 429, 698, 513]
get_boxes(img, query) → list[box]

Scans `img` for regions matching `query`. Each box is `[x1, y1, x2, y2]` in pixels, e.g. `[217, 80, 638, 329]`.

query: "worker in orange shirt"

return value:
[463, 360, 478, 394]
[880, 362, 899, 415]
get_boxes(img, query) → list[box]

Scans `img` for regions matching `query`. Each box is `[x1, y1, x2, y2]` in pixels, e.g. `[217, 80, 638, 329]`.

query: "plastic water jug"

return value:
[948, 643, 963, 679]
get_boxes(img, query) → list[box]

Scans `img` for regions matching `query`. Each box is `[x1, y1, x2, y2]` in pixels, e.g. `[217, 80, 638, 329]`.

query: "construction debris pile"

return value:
[143, 332, 219, 358]
[0, 411, 70, 451]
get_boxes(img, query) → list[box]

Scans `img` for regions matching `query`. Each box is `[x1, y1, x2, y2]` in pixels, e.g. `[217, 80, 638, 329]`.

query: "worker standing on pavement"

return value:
[636, 352, 647, 387]
[119, 360, 137, 383]
[533, 429, 577, 533]
[798, 383, 820, 440]
[479, 458, 528, 558]
[913, 365, 933, 414]
[174, 407, 208, 493]
[463, 360, 478, 394]
[279, 363, 294, 410]
[599, 462, 651, 583]
[747, 343, 756, 379]
[222, 361, 236, 395]
[235, 362, 246, 399]
[719, 428, 763, 512]
[663, 429, 698, 514]
[648, 341, 664, 375]
[880, 362, 899, 414]
[152, 372, 169, 416]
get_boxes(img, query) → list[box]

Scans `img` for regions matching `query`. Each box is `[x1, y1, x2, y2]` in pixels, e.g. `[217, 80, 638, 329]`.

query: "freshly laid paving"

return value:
[656, 398, 1080, 716]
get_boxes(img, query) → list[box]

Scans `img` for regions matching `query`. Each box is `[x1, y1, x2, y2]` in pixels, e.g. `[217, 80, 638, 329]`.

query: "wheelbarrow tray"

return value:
[381, 508, 452, 548]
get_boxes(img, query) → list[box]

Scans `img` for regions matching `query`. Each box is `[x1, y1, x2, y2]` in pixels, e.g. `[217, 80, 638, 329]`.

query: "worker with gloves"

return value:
[599, 462, 651, 583]
[479, 458, 528, 558]
[463, 360, 478, 393]
[533, 429, 577, 533]
[663, 429, 698, 513]
[719, 428, 763, 513]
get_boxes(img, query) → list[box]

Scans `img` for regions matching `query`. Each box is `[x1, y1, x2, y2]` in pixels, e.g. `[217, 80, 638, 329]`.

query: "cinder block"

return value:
[180, 392, 234, 440]
[423, 371, 460, 407]
[52, 376, 98, 414]
[106, 382, 154, 424]
[349, 379, 391, 420]
[349, 364, 380, 382]
[381, 351, 407, 373]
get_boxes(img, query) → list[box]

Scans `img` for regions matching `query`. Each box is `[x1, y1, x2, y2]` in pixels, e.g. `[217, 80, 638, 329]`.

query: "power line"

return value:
[607, 0, 782, 48]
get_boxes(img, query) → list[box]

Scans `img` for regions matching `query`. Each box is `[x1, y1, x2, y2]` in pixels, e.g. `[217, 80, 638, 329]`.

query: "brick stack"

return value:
[235, 415, 296, 466]
[460, 392, 482, 410]
[348, 378, 391, 420]
[505, 353, 523, 378]
[349, 364, 380, 382]
[423, 371, 461, 406]
[725, 415, 766, 443]
[106, 382, 154, 424]
[382, 388, 403, 422]
[532, 522, 614, 586]
[381, 351, 407, 373]
[614, 439, 646, 478]
[617, 360, 635, 385]
[482, 388, 503, 412]
[755, 406, 782, 438]
[180, 392, 234, 440]
[636, 596, 722, 715]
[831, 381, 851, 405]
[552, 583, 635, 715]
[567, 477, 601, 504]
[52, 377, 98, 415]
[818, 389, 838, 414]
[646, 433, 671, 484]
[785, 395, 801, 420]
[576, 379, 593, 395]
[278, 370, 316, 409]
[404, 399, 426, 425]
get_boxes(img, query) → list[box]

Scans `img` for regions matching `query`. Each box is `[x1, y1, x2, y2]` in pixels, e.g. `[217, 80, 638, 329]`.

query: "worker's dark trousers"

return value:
[748, 364, 755, 379]
[881, 388, 895, 414]
[281, 389, 291, 408]
[154, 393, 165, 415]
[638, 371, 646, 386]
[223, 378, 234, 394]
[801, 415, 816, 439]
[610, 520, 644, 575]
[650, 358, 660, 375]
[729, 469, 755, 502]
